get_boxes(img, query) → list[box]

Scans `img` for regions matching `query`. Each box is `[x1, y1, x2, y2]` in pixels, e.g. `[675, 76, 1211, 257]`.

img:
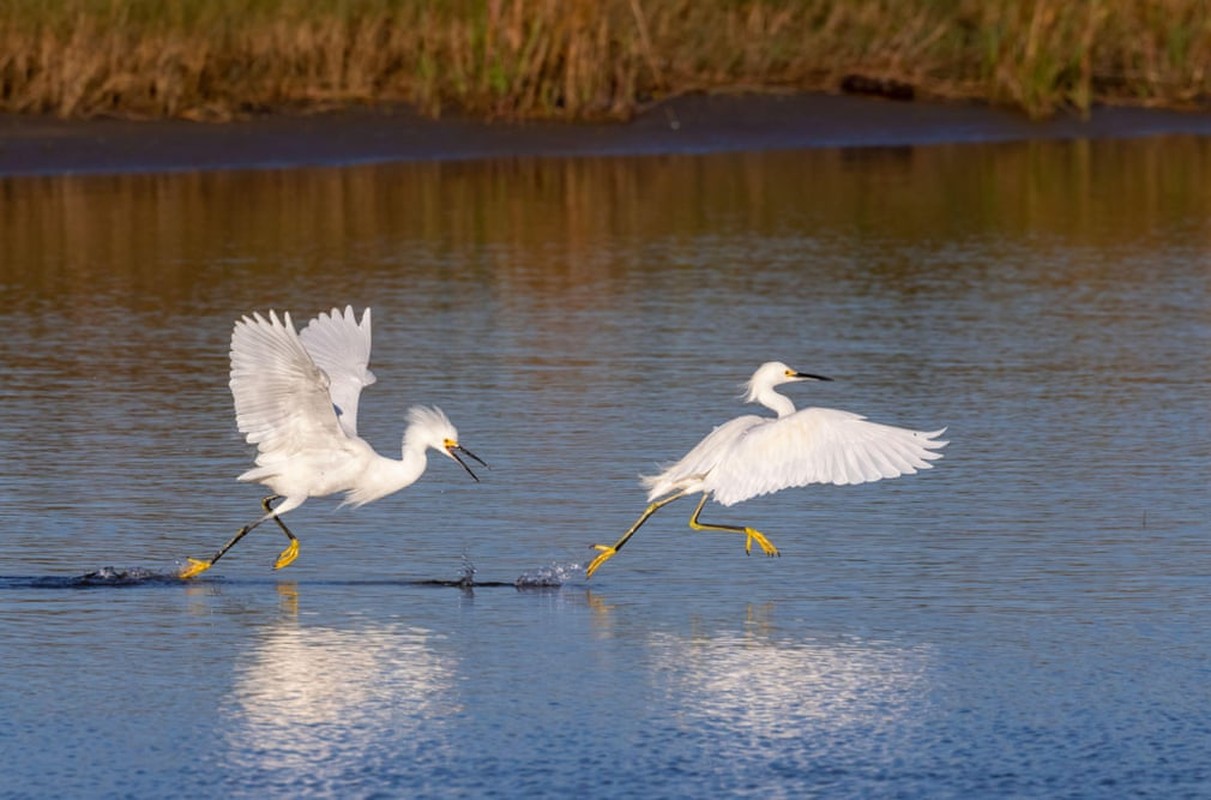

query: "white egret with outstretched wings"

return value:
[180, 306, 485, 578]
[585, 361, 946, 577]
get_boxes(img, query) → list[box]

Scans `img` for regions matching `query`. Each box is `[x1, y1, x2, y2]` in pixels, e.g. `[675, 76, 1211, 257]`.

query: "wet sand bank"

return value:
[3, 93, 1211, 177]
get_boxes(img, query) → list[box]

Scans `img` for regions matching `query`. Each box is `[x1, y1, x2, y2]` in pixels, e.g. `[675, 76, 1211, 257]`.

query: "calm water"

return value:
[1, 137, 1209, 798]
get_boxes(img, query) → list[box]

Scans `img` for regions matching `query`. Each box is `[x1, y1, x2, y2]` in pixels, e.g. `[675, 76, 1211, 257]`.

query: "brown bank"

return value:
[4, 93, 1211, 177]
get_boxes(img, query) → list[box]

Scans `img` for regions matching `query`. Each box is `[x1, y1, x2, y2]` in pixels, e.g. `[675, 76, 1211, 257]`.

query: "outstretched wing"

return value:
[229, 310, 348, 472]
[298, 305, 376, 437]
[704, 407, 947, 506]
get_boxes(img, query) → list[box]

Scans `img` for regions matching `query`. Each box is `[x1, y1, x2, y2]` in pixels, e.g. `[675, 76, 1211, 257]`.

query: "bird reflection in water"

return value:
[221, 614, 459, 781]
[644, 612, 933, 741]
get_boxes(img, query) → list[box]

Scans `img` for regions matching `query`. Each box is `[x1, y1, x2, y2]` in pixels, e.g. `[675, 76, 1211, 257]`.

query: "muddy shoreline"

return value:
[3, 93, 1211, 177]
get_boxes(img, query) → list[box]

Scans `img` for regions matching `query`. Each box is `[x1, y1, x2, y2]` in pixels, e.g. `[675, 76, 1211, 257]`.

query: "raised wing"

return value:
[704, 407, 947, 506]
[229, 310, 348, 474]
[299, 305, 376, 437]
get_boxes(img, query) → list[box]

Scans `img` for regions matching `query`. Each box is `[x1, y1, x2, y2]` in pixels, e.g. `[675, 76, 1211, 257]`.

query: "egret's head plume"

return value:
[405, 405, 486, 481]
[743, 361, 831, 402]
[405, 405, 458, 449]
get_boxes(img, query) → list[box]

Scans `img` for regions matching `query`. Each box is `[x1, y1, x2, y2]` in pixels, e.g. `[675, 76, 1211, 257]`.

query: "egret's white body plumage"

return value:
[586, 361, 947, 577]
[181, 306, 482, 578]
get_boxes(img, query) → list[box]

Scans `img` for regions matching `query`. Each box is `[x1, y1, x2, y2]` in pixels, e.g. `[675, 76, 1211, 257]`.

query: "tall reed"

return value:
[1, 0, 1208, 121]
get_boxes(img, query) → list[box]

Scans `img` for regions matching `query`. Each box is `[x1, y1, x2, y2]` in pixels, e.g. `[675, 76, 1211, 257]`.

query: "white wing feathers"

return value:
[299, 305, 376, 437]
[644, 407, 947, 507]
[641, 415, 765, 502]
[706, 408, 947, 506]
[229, 310, 347, 480]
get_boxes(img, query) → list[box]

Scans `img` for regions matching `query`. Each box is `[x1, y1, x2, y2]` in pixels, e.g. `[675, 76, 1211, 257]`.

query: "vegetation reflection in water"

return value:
[4, 136, 1211, 308]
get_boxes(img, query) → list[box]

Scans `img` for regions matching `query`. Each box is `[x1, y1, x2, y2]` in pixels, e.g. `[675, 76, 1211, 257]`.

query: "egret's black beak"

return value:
[793, 371, 833, 382]
[447, 444, 487, 482]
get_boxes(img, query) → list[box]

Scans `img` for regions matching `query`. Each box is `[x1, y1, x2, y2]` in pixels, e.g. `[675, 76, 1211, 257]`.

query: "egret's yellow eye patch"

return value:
[443, 438, 458, 449]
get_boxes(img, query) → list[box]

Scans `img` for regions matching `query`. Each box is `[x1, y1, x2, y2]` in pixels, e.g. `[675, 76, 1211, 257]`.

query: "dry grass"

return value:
[1, 0, 1209, 121]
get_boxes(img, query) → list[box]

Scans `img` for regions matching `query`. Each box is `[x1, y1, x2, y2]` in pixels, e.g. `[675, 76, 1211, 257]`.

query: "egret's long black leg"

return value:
[585, 492, 685, 578]
[687, 494, 780, 557]
[179, 496, 298, 579]
[180, 515, 268, 579]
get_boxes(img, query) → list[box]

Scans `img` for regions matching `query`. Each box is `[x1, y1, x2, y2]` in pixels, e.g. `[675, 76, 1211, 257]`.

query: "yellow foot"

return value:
[179, 558, 213, 579]
[585, 545, 618, 578]
[744, 528, 780, 558]
[274, 539, 300, 570]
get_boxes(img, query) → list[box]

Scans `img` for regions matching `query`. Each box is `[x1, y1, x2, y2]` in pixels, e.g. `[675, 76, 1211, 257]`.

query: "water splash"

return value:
[414, 553, 514, 588]
[514, 562, 581, 589]
[74, 566, 176, 586]
[2, 567, 187, 588]
[457, 552, 477, 588]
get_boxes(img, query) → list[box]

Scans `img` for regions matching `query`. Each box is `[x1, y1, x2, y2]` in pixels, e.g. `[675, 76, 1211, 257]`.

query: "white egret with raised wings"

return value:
[585, 361, 946, 577]
[180, 306, 485, 578]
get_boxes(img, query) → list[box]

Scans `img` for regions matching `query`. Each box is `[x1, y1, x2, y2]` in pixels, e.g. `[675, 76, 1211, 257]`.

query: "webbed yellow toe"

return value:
[179, 558, 213, 579]
[585, 545, 617, 578]
[274, 539, 300, 570]
[744, 528, 780, 557]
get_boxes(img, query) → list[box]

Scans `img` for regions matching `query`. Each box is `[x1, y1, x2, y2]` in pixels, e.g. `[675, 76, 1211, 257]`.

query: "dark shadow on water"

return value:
[0, 561, 584, 591]
[1, 567, 186, 589]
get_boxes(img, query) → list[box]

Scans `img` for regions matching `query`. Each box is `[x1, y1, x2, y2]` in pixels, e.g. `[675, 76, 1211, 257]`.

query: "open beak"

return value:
[446, 443, 487, 482]
[792, 370, 833, 382]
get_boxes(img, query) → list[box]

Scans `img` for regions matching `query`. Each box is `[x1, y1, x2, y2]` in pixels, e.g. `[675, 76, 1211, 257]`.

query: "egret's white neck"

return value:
[344, 439, 428, 507]
[750, 385, 796, 418]
[396, 434, 432, 486]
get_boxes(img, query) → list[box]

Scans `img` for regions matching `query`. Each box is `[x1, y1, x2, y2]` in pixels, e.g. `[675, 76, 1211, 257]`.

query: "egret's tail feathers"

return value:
[639, 473, 669, 503]
[237, 464, 276, 483]
[639, 472, 663, 492]
[641, 470, 699, 504]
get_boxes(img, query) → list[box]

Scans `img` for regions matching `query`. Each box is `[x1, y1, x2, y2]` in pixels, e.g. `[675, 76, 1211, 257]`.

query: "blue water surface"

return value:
[0, 137, 1209, 798]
